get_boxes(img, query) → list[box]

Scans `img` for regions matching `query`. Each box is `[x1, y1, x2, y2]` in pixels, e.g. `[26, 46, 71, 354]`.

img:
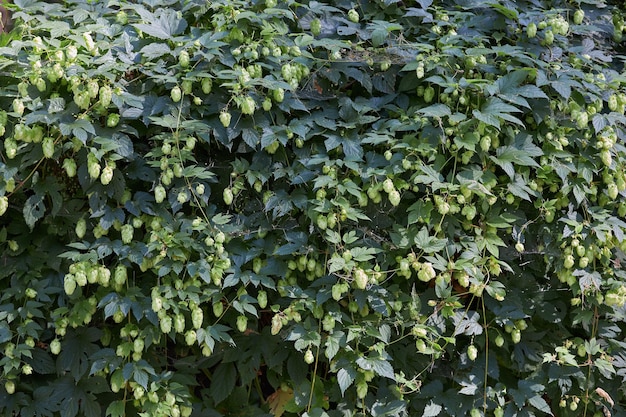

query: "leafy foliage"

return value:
[1, 0, 626, 416]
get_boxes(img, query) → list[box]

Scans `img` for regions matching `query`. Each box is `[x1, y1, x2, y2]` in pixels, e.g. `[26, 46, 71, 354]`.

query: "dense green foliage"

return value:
[1, 0, 626, 416]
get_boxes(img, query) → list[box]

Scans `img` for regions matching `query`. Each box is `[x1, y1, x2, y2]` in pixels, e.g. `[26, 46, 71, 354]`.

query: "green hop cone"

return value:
[273, 87, 285, 103]
[388, 190, 401, 206]
[66, 45, 78, 62]
[76, 270, 88, 286]
[160, 316, 172, 334]
[304, 348, 315, 364]
[114, 264, 127, 286]
[608, 183, 619, 200]
[212, 301, 224, 317]
[201, 77, 212, 94]
[511, 329, 521, 344]
[99, 85, 112, 107]
[262, 97, 272, 111]
[182, 80, 193, 95]
[178, 50, 190, 68]
[174, 314, 185, 333]
[576, 111, 588, 129]
[5, 381, 15, 395]
[236, 315, 248, 332]
[600, 149, 612, 167]
[356, 380, 368, 399]
[544, 29, 554, 45]
[13, 99, 25, 116]
[87, 154, 101, 180]
[0, 196, 8, 216]
[50, 338, 61, 355]
[423, 86, 435, 103]
[416, 64, 425, 79]
[4, 139, 17, 159]
[191, 308, 203, 329]
[35, 78, 46, 92]
[573, 9, 584, 25]
[223, 187, 234, 205]
[257, 290, 268, 309]
[171, 86, 182, 103]
[107, 113, 120, 128]
[382, 178, 395, 194]
[133, 338, 144, 353]
[347, 9, 359, 23]
[116, 10, 128, 25]
[331, 283, 344, 301]
[467, 344, 478, 361]
[316, 215, 327, 230]
[154, 185, 166, 203]
[42, 137, 55, 158]
[310, 18, 322, 35]
[110, 369, 124, 393]
[98, 266, 111, 286]
[240, 95, 256, 115]
[63, 158, 77, 177]
[354, 268, 368, 289]
[64, 274, 77, 296]
[75, 218, 87, 238]
[185, 330, 197, 346]
[100, 166, 114, 185]
[87, 80, 99, 98]
[480, 135, 491, 152]
[121, 224, 134, 244]
[219, 110, 231, 127]
[152, 296, 163, 313]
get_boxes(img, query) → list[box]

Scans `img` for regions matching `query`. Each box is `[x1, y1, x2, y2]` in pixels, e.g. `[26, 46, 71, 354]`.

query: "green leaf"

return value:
[325, 331, 345, 360]
[210, 362, 237, 404]
[337, 368, 356, 396]
[452, 311, 483, 336]
[551, 79, 579, 99]
[490, 134, 543, 178]
[140, 43, 172, 59]
[94, 134, 134, 159]
[407, 200, 433, 225]
[423, 402, 442, 417]
[412, 164, 444, 186]
[473, 98, 523, 129]
[60, 397, 79, 417]
[212, 213, 233, 225]
[349, 246, 380, 262]
[356, 356, 395, 380]
[328, 254, 348, 273]
[488, 2, 518, 20]
[594, 358, 616, 378]
[417, 103, 451, 118]
[528, 395, 553, 415]
[507, 175, 539, 201]
[23, 194, 45, 229]
[29, 348, 55, 374]
[414, 227, 447, 253]
[133, 9, 188, 39]
[105, 401, 126, 417]
[39, 20, 71, 38]
[0, 323, 11, 344]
